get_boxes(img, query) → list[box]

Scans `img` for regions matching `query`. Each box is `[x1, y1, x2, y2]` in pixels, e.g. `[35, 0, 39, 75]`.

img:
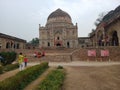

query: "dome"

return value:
[47, 8, 71, 20]
[46, 9, 72, 26]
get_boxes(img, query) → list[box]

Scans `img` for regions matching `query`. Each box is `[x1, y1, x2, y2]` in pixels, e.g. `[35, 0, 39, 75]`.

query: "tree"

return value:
[88, 12, 106, 36]
[94, 12, 106, 27]
[88, 29, 95, 37]
[29, 38, 39, 46]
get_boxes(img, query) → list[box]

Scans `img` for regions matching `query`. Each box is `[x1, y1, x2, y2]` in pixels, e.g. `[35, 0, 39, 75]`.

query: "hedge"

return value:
[2, 63, 19, 72]
[0, 63, 19, 74]
[37, 68, 65, 90]
[0, 51, 17, 65]
[0, 62, 49, 90]
[0, 66, 3, 74]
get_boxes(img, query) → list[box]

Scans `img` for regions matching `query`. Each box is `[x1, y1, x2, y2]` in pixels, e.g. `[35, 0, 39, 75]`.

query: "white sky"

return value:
[0, 0, 120, 42]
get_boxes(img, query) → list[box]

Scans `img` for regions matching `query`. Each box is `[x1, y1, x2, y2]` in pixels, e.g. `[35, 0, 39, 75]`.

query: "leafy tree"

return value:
[29, 38, 39, 46]
[94, 12, 106, 27]
[88, 29, 95, 37]
[88, 12, 106, 37]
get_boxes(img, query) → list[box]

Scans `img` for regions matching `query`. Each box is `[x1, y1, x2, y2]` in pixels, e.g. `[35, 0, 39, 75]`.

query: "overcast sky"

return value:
[0, 0, 120, 42]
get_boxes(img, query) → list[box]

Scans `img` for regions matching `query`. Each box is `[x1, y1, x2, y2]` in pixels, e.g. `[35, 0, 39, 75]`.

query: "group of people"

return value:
[33, 51, 45, 58]
[18, 51, 45, 71]
[18, 52, 28, 71]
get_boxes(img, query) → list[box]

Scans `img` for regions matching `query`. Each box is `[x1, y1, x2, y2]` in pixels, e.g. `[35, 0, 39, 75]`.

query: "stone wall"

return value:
[11, 49, 73, 62]
[1, 47, 120, 62]
[40, 55, 71, 62]
[72, 47, 120, 61]
[27, 54, 71, 62]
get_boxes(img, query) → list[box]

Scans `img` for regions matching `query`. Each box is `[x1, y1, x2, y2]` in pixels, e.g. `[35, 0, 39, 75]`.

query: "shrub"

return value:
[57, 65, 63, 69]
[0, 62, 49, 90]
[0, 64, 18, 74]
[0, 51, 17, 66]
[3, 63, 19, 72]
[0, 66, 3, 74]
[37, 69, 65, 90]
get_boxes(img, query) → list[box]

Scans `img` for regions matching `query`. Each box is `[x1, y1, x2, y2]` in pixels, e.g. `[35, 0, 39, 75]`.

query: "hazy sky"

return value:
[0, 0, 120, 42]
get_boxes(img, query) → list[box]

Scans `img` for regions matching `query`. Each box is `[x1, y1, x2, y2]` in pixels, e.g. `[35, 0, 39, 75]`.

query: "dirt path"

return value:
[24, 67, 54, 90]
[62, 65, 120, 90]
[0, 69, 19, 81]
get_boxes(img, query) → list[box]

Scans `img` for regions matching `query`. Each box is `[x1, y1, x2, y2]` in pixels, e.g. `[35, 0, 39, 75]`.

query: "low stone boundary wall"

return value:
[1, 47, 120, 62]
[28, 54, 71, 62]
[72, 47, 120, 61]
[41, 55, 71, 62]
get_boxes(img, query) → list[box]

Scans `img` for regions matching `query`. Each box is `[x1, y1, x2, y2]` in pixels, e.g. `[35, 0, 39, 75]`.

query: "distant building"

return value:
[0, 33, 26, 50]
[39, 9, 78, 48]
[78, 37, 91, 47]
[26, 43, 39, 49]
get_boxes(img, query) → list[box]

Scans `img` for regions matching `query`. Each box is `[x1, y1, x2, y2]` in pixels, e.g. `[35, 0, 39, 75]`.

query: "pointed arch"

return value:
[6, 42, 10, 49]
[67, 42, 70, 48]
[111, 30, 119, 46]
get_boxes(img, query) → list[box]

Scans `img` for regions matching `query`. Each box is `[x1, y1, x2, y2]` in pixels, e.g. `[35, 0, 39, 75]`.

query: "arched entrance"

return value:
[56, 43, 61, 46]
[111, 31, 119, 46]
[67, 42, 70, 48]
[6, 42, 10, 48]
[16, 43, 19, 49]
[48, 42, 50, 46]
[54, 34, 62, 47]
[97, 30, 104, 46]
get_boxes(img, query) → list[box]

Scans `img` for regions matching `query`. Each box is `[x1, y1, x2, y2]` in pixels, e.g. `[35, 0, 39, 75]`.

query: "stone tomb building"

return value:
[39, 9, 78, 48]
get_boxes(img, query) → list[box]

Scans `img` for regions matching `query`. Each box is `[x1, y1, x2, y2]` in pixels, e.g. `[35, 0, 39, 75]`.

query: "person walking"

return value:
[18, 52, 24, 71]
[24, 55, 28, 67]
